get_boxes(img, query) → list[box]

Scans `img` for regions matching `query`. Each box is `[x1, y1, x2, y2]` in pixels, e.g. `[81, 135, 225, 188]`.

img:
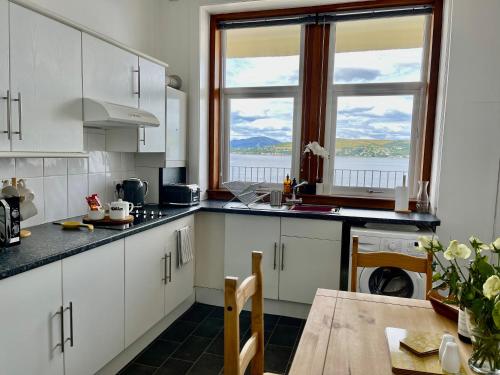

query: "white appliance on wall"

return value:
[350, 226, 435, 300]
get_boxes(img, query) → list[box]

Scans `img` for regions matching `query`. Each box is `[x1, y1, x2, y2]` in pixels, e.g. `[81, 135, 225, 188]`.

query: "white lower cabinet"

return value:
[279, 236, 341, 304]
[224, 214, 280, 299]
[125, 216, 195, 345]
[125, 225, 167, 346]
[224, 214, 342, 304]
[62, 240, 125, 375]
[165, 215, 195, 316]
[0, 262, 64, 375]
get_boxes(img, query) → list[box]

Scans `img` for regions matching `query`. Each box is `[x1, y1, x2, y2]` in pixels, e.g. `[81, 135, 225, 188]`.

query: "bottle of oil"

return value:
[283, 174, 291, 194]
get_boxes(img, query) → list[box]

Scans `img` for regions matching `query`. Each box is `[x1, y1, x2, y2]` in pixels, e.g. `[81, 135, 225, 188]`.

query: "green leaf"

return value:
[493, 301, 500, 329]
[476, 258, 495, 277]
[432, 273, 442, 282]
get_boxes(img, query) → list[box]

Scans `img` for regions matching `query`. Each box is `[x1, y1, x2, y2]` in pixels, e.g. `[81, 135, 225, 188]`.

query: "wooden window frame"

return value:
[208, 0, 443, 210]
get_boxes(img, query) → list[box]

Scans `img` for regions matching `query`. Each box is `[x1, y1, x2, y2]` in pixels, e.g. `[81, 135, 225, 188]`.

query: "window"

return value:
[221, 25, 302, 186]
[324, 15, 429, 197]
[210, 2, 442, 208]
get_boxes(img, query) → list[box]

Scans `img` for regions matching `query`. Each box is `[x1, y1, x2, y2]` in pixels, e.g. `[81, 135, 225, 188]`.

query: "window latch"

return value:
[367, 189, 384, 194]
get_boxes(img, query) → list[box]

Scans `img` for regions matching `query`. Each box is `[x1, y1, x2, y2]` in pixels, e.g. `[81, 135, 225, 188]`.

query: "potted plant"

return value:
[417, 236, 500, 374]
[303, 141, 329, 194]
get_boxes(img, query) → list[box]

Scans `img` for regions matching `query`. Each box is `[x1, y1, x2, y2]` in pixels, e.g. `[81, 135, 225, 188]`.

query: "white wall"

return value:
[26, 0, 160, 56]
[432, 0, 500, 244]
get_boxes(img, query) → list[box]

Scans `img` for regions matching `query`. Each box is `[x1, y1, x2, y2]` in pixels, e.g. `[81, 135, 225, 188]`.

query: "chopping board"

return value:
[83, 215, 134, 225]
[385, 327, 467, 375]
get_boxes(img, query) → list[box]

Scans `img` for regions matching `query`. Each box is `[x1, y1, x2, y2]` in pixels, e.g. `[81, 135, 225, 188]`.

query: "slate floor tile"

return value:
[120, 363, 157, 375]
[135, 340, 179, 367]
[268, 324, 301, 347]
[208, 306, 224, 320]
[206, 331, 224, 356]
[278, 316, 303, 327]
[160, 320, 199, 342]
[180, 303, 215, 323]
[188, 353, 224, 375]
[156, 358, 193, 375]
[193, 317, 224, 338]
[264, 344, 293, 374]
[171, 335, 213, 361]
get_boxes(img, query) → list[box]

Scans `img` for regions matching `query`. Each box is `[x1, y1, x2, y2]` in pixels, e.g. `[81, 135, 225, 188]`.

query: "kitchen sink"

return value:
[289, 204, 340, 214]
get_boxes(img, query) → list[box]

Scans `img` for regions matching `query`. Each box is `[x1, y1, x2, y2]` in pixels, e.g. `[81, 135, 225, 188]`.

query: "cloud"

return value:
[334, 68, 382, 83]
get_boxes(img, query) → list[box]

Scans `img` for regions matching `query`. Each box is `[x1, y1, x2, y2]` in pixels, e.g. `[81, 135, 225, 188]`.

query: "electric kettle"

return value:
[116, 178, 148, 207]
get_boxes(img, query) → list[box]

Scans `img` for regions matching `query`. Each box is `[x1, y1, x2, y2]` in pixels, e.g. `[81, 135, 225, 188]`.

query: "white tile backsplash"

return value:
[0, 158, 15, 180]
[0, 133, 136, 226]
[16, 158, 43, 178]
[44, 158, 68, 176]
[68, 174, 89, 217]
[68, 158, 88, 175]
[44, 176, 68, 222]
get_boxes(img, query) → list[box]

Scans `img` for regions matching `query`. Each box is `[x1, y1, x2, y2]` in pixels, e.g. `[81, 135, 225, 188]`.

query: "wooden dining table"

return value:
[289, 289, 473, 375]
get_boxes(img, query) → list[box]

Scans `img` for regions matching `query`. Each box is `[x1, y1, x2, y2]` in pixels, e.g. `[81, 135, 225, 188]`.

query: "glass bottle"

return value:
[416, 180, 430, 213]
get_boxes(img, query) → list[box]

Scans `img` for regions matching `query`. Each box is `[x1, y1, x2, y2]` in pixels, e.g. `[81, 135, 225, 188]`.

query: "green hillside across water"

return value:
[231, 138, 410, 158]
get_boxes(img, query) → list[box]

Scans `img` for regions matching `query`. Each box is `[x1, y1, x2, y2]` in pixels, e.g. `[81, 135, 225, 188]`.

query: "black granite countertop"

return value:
[0, 200, 440, 281]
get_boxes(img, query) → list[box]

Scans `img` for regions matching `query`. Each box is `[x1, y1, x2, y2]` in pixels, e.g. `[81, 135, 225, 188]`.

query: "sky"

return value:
[226, 47, 422, 143]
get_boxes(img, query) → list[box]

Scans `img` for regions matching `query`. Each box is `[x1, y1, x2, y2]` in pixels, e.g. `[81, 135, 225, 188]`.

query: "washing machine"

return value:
[350, 225, 435, 300]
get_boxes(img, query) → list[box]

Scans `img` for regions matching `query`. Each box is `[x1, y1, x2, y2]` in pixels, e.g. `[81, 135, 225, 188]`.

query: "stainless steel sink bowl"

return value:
[289, 204, 340, 214]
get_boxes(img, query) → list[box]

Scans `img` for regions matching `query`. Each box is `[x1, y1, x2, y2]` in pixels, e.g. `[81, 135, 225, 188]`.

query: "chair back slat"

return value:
[351, 235, 434, 298]
[224, 251, 265, 375]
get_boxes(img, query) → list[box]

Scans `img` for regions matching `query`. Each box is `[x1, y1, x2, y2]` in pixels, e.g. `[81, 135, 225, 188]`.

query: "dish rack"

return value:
[222, 181, 270, 208]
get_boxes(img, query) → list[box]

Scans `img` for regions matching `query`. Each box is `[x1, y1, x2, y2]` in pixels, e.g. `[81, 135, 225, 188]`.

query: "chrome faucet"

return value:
[286, 181, 307, 205]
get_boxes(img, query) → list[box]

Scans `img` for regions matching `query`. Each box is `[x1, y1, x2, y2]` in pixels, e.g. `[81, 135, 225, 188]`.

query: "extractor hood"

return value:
[83, 98, 160, 129]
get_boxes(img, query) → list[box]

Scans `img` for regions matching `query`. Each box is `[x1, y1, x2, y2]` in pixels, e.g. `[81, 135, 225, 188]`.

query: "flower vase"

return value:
[466, 309, 500, 374]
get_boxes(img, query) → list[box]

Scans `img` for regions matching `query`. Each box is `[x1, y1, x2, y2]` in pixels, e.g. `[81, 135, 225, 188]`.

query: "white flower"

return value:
[483, 275, 500, 300]
[491, 237, 500, 250]
[417, 236, 439, 250]
[303, 142, 329, 159]
[469, 235, 483, 244]
[443, 240, 471, 260]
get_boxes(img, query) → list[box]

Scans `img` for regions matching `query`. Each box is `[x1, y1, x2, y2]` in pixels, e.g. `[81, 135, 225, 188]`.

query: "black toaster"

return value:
[160, 184, 200, 206]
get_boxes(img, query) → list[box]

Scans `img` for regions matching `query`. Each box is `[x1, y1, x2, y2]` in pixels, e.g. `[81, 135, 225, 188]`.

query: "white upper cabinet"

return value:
[62, 241, 125, 375]
[139, 57, 166, 153]
[0, 262, 64, 375]
[82, 33, 139, 108]
[166, 87, 187, 165]
[0, 0, 9, 151]
[9, 4, 83, 152]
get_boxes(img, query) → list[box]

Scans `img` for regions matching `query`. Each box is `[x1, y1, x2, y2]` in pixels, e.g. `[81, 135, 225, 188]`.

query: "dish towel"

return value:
[177, 226, 193, 268]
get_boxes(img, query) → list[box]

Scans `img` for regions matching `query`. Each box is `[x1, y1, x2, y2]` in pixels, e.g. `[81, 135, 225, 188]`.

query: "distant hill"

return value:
[230, 137, 410, 158]
[231, 136, 281, 149]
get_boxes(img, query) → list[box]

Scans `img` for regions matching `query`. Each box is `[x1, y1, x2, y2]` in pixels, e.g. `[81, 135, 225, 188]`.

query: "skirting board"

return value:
[96, 293, 195, 375]
[195, 287, 311, 319]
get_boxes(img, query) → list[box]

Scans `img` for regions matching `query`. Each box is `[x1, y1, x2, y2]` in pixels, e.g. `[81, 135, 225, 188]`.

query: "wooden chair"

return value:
[224, 251, 278, 375]
[351, 235, 433, 298]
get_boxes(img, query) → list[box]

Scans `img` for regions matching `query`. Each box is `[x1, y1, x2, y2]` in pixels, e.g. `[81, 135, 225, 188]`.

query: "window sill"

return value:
[206, 189, 417, 211]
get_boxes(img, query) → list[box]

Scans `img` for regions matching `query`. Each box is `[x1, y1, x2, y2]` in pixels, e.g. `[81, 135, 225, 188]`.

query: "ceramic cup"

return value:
[20, 200, 38, 221]
[88, 208, 105, 221]
[17, 179, 35, 202]
[109, 199, 134, 220]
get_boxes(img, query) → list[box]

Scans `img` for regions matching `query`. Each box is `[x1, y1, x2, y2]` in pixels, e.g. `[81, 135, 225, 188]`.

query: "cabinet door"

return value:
[82, 33, 138, 107]
[165, 215, 195, 316]
[62, 241, 125, 375]
[9, 4, 83, 152]
[125, 225, 167, 346]
[0, 0, 9, 151]
[139, 58, 166, 153]
[166, 87, 187, 164]
[224, 214, 280, 299]
[0, 262, 64, 375]
[279, 237, 341, 304]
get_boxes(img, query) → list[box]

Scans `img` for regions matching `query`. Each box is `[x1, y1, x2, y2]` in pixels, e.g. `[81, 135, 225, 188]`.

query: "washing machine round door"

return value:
[359, 267, 419, 299]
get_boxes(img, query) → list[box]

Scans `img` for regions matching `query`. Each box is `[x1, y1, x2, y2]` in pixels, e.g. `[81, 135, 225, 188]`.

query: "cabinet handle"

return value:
[65, 302, 74, 347]
[281, 243, 285, 271]
[273, 242, 277, 270]
[1, 90, 10, 139]
[168, 251, 172, 283]
[133, 67, 141, 98]
[55, 305, 65, 353]
[139, 127, 146, 145]
[162, 254, 167, 284]
[11, 92, 22, 140]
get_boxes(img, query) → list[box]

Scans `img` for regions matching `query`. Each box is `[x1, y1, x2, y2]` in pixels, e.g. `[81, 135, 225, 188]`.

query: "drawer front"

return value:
[281, 218, 342, 241]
